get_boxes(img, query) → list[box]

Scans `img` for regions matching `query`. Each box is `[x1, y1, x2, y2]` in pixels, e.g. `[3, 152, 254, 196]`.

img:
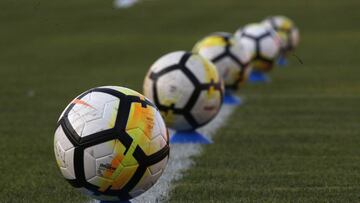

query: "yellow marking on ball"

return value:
[193, 36, 227, 53]
[125, 102, 165, 156]
[116, 86, 143, 97]
[97, 140, 139, 192]
[281, 18, 293, 31]
[110, 143, 138, 190]
[195, 54, 219, 84]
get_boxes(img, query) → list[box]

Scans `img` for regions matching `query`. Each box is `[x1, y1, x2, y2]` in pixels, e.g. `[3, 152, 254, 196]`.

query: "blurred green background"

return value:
[0, 0, 359, 202]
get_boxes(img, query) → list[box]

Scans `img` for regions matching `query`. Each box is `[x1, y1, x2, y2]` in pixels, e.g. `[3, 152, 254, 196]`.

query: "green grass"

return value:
[169, 1, 360, 202]
[0, 0, 359, 202]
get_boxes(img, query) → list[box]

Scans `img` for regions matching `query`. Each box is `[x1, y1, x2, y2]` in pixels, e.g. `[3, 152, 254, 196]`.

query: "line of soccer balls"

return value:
[54, 15, 300, 202]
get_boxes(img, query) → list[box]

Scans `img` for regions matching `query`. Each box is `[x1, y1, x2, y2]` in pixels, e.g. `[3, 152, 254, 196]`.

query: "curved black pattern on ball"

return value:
[211, 33, 250, 90]
[268, 17, 294, 53]
[240, 31, 274, 70]
[149, 52, 223, 130]
[57, 87, 170, 200]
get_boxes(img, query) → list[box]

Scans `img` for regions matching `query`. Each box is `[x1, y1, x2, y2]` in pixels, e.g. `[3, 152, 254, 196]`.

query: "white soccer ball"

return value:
[143, 51, 224, 131]
[235, 23, 281, 72]
[54, 86, 169, 201]
[193, 32, 253, 90]
[262, 15, 300, 54]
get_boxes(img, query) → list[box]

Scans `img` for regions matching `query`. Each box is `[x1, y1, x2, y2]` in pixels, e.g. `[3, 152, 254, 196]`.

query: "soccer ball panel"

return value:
[148, 156, 168, 176]
[148, 135, 167, 155]
[156, 69, 194, 109]
[59, 148, 75, 180]
[243, 23, 268, 38]
[95, 154, 122, 186]
[126, 102, 158, 140]
[126, 127, 167, 157]
[190, 89, 222, 125]
[259, 36, 280, 59]
[82, 99, 120, 137]
[67, 92, 120, 138]
[129, 163, 165, 198]
[150, 51, 186, 74]
[291, 27, 300, 48]
[54, 126, 74, 152]
[84, 139, 139, 191]
[126, 103, 168, 155]
[154, 110, 168, 142]
[143, 74, 154, 102]
[87, 140, 139, 192]
[229, 41, 253, 64]
[85, 140, 115, 159]
[125, 101, 167, 148]
[237, 37, 256, 58]
[54, 126, 76, 180]
[213, 57, 240, 86]
[110, 165, 138, 190]
[194, 36, 227, 60]
[84, 150, 96, 180]
[196, 45, 225, 63]
[262, 20, 273, 30]
[88, 176, 112, 192]
[185, 54, 221, 84]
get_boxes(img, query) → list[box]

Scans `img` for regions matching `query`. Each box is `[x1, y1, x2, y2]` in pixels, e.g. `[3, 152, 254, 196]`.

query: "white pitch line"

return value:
[90, 105, 237, 203]
[113, 0, 162, 9]
[113, 0, 139, 9]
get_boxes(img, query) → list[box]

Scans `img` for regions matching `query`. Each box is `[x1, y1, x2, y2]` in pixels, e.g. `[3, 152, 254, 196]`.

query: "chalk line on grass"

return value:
[90, 105, 237, 203]
[114, 0, 139, 9]
[113, 0, 158, 9]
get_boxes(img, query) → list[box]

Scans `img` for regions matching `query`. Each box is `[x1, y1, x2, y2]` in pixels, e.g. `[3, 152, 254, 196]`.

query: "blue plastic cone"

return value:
[170, 130, 212, 144]
[248, 70, 271, 84]
[223, 91, 242, 106]
[277, 55, 288, 67]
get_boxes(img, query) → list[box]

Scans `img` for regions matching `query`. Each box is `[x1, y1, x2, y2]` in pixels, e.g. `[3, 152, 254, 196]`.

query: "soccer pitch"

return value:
[0, 0, 359, 202]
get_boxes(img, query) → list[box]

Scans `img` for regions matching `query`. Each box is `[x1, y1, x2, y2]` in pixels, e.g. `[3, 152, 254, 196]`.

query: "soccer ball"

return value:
[54, 86, 169, 201]
[235, 23, 281, 72]
[262, 15, 300, 54]
[143, 51, 224, 131]
[193, 32, 253, 90]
